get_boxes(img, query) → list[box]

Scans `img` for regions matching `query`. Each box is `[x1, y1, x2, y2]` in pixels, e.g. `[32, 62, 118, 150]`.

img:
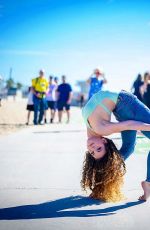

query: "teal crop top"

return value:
[82, 90, 119, 129]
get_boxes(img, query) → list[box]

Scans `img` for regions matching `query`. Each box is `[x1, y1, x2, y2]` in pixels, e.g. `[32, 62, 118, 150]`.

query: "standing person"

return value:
[87, 68, 107, 99]
[45, 76, 58, 123]
[56, 75, 72, 123]
[32, 70, 49, 125]
[143, 73, 150, 109]
[78, 93, 85, 108]
[81, 90, 150, 202]
[54, 76, 59, 85]
[140, 72, 150, 109]
[26, 87, 34, 125]
[131, 73, 143, 101]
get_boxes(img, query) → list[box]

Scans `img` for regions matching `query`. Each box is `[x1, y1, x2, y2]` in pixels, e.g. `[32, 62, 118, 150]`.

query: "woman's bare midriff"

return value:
[88, 98, 116, 131]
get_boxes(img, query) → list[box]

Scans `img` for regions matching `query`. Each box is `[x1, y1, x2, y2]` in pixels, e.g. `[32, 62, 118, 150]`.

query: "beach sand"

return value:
[0, 97, 32, 136]
[0, 97, 84, 136]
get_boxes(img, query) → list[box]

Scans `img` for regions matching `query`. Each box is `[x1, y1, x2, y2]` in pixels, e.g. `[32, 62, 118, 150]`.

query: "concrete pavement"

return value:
[0, 108, 150, 230]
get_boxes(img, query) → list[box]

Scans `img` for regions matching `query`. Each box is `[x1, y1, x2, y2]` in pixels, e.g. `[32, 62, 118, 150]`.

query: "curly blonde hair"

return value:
[81, 138, 126, 202]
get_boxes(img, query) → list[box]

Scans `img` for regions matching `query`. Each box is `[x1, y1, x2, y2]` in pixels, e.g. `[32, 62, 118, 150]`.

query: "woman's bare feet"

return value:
[139, 181, 150, 201]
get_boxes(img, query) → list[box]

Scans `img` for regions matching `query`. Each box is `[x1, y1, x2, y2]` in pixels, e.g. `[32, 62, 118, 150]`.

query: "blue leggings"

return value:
[113, 91, 150, 182]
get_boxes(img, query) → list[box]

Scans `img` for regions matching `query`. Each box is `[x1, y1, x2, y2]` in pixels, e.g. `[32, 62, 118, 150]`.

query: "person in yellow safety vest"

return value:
[32, 69, 49, 125]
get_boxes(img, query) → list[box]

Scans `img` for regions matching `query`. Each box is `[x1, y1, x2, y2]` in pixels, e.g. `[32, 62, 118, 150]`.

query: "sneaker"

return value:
[38, 121, 44, 125]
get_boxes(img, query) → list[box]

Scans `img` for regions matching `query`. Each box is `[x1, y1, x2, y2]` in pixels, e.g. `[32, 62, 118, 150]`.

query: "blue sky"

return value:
[0, 0, 150, 91]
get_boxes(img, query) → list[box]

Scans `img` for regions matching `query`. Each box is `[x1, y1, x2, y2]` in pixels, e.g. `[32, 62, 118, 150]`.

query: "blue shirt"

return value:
[57, 83, 72, 102]
[88, 77, 103, 99]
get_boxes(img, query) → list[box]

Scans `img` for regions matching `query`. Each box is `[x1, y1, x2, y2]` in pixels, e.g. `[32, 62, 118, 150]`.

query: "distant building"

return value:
[7, 87, 17, 96]
[7, 87, 23, 100]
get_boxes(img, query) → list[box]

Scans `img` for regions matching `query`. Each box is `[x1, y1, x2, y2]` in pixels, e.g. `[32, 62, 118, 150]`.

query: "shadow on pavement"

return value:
[0, 195, 143, 220]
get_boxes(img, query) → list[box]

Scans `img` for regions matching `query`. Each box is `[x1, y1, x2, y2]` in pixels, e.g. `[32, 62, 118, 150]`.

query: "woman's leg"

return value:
[119, 130, 137, 160]
[139, 146, 150, 200]
[146, 151, 150, 182]
[133, 101, 150, 200]
[140, 131, 150, 183]
[133, 100, 150, 182]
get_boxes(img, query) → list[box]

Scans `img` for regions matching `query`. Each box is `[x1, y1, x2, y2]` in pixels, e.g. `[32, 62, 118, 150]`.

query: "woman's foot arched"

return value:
[139, 181, 150, 201]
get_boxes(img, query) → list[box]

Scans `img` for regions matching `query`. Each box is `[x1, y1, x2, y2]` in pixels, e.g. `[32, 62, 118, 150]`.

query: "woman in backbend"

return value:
[81, 90, 150, 202]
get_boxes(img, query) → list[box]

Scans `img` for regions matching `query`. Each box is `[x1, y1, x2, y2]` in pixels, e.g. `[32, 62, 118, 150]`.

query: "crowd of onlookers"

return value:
[26, 68, 108, 125]
[26, 70, 73, 125]
[131, 72, 150, 109]
[1, 68, 149, 126]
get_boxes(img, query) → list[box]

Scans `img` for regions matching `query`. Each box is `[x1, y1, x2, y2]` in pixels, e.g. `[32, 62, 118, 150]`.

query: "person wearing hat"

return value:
[87, 68, 107, 99]
[32, 70, 49, 125]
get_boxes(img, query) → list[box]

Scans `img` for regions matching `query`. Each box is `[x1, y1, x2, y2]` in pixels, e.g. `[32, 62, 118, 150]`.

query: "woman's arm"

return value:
[94, 120, 150, 136]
